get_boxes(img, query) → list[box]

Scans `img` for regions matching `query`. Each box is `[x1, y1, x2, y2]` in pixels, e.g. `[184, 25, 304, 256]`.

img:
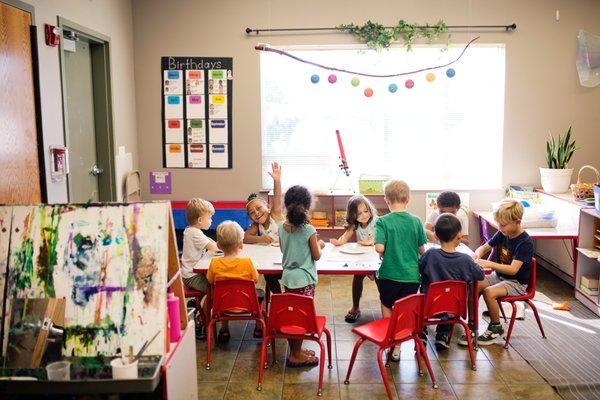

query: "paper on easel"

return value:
[164, 96, 183, 119]
[186, 95, 205, 118]
[208, 95, 227, 118]
[188, 144, 206, 168]
[163, 70, 182, 94]
[187, 119, 205, 144]
[185, 70, 204, 95]
[165, 144, 184, 167]
[209, 119, 228, 143]
[165, 119, 183, 143]
[209, 144, 228, 168]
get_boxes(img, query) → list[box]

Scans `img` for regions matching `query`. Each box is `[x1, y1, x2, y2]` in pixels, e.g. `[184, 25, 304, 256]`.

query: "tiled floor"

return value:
[196, 274, 563, 399]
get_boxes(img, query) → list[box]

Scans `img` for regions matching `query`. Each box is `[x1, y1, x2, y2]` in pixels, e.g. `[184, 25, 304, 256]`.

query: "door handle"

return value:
[90, 165, 104, 176]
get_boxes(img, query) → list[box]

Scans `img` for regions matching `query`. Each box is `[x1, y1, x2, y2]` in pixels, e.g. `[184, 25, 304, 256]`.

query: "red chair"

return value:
[183, 286, 208, 330]
[423, 280, 476, 370]
[344, 294, 437, 400]
[257, 293, 332, 396]
[496, 257, 545, 348]
[206, 279, 266, 369]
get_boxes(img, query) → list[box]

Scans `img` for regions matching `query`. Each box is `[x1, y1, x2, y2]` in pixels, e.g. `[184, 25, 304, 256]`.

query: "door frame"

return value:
[58, 17, 116, 202]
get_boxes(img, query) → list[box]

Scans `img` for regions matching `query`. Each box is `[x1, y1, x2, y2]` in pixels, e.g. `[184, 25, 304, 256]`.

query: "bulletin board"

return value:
[161, 56, 233, 169]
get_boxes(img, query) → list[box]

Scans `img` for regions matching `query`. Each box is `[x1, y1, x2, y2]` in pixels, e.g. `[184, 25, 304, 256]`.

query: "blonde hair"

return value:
[185, 198, 214, 224]
[384, 180, 410, 204]
[494, 200, 524, 224]
[216, 220, 244, 251]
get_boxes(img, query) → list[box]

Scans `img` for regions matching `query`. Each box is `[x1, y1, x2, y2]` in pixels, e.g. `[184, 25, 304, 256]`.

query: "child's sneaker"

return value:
[477, 323, 504, 346]
[434, 333, 450, 350]
[457, 322, 475, 346]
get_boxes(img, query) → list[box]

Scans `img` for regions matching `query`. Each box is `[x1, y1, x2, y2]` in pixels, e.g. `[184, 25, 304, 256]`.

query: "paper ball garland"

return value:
[446, 68, 456, 78]
[426, 73, 435, 82]
[364, 88, 373, 97]
[311, 74, 319, 83]
[328, 74, 337, 84]
[388, 83, 398, 93]
[351, 77, 360, 87]
[405, 79, 414, 89]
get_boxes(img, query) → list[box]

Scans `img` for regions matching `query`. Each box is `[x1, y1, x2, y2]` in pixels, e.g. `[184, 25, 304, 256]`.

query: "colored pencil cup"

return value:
[111, 358, 138, 379]
[46, 361, 71, 381]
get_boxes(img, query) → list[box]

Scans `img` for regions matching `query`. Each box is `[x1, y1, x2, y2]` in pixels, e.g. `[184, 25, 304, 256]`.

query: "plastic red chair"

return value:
[497, 257, 545, 348]
[344, 294, 437, 400]
[206, 279, 265, 369]
[183, 286, 207, 330]
[423, 280, 476, 370]
[257, 293, 332, 396]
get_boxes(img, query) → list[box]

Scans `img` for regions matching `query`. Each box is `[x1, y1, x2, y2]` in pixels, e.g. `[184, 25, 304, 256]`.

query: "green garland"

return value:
[338, 20, 450, 51]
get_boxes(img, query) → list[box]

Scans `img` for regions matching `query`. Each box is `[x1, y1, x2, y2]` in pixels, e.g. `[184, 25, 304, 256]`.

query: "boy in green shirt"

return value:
[375, 179, 427, 360]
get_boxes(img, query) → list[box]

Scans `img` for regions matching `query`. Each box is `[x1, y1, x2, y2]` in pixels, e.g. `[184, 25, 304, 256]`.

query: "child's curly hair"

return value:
[345, 195, 377, 230]
[284, 185, 312, 227]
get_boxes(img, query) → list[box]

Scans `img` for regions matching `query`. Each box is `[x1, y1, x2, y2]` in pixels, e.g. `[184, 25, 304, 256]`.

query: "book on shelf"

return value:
[579, 285, 599, 296]
[581, 275, 599, 290]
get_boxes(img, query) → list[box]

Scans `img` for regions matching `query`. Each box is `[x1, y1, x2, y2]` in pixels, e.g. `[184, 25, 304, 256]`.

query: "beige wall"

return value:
[132, 0, 600, 218]
[24, 0, 138, 203]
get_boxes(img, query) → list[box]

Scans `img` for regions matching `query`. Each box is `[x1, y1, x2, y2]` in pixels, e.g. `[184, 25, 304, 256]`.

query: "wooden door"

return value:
[0, 2, 41, 203]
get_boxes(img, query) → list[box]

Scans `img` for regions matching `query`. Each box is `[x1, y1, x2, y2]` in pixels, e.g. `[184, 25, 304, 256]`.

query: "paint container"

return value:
[46, 361, 71, 381]
[111, 358, 138, 379]
[167, 291, 181, 342]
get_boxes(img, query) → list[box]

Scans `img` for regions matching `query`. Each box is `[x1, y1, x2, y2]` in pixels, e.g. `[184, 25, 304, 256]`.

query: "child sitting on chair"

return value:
[244, 162, 284, 295]
[181, 198, 219, 339]
[207, 221, 263, 342]
[375, 180, 427, 361]
[424, 191, 469, 245]
[330, 195, 378, 323]
[420, 214, 484, 350]
[459, 200, 533, 346]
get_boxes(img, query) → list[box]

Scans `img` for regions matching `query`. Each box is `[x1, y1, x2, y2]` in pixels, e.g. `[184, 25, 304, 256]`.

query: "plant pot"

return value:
[539, 167, 573, 193]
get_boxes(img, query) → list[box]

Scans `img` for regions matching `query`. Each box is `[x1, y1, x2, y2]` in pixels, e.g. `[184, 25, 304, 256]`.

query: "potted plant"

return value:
[540, 126, 577, 193]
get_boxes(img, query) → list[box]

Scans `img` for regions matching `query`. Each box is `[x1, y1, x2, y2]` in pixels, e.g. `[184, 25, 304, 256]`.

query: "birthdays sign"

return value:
[161, 57, 232, 169]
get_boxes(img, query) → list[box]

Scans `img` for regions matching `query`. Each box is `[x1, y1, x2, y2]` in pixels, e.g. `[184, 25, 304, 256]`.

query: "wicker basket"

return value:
[570, 165, 600, 200]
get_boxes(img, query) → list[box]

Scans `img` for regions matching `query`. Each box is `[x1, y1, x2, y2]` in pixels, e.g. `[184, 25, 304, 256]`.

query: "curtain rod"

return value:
[245, 24, 517, 35]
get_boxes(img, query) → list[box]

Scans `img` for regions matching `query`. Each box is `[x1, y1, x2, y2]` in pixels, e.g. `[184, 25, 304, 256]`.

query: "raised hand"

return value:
[268, 162, 282, 182]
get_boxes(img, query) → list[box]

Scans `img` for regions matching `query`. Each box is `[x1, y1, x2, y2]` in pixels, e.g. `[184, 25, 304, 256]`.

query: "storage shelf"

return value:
[576, 248, 600, 261]
[575, 287, 599, 303]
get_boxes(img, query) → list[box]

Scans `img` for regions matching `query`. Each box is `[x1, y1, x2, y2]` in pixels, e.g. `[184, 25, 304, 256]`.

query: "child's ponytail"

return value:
[284, 185, 312, 228]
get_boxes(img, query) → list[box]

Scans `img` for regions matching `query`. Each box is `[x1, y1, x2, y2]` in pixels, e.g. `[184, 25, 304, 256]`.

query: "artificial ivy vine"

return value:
[338, 20, 450, 51]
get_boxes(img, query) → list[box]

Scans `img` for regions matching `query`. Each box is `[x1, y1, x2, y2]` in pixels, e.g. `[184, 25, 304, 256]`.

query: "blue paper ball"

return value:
[446, 68, 456, 78]
[388, 83, 398, 93]
[310, 74, 320, 83]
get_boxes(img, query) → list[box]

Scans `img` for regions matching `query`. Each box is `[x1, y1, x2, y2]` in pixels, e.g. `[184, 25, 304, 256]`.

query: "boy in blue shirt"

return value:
[420, 214, 484, 350]
[459, 200, 534, 346]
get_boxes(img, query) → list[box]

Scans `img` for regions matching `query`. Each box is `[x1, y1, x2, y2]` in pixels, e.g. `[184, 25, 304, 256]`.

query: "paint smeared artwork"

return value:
[5, 203, 169, 357]
[0, 206, 13, 356]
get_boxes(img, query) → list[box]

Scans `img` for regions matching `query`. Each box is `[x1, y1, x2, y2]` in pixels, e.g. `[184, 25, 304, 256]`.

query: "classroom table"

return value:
[193, 242, 481, 348]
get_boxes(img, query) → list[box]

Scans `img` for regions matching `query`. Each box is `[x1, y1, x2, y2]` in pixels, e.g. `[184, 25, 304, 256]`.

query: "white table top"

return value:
[193, 242, 474, 275]
[473, 211, 578, 239]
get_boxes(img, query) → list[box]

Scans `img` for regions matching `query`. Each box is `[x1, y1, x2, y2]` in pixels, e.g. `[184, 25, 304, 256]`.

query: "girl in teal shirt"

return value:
[278, 185, 325, 367]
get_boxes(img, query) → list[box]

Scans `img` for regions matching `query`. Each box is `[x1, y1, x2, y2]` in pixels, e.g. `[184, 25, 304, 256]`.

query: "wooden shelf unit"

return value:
[267, 192, 387, 232]
[574, 208, 600, 315]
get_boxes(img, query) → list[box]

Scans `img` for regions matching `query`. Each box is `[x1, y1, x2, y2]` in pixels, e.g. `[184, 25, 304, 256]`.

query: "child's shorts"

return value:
[284, 284, 315, 298]
[183, 274, 208, 292]
[376, 279, 420, 309]
[485, 272, 527, 296]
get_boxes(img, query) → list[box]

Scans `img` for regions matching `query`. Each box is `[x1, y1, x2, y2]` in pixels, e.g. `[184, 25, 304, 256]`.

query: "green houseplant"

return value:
[540, 126, 577, 193]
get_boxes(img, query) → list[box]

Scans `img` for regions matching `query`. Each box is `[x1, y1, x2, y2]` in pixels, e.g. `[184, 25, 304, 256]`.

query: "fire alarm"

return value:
[45, 24, 60, 47]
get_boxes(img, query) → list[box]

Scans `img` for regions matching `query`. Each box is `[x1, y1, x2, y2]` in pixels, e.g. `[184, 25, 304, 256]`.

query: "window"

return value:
[260, 44, 505, 191]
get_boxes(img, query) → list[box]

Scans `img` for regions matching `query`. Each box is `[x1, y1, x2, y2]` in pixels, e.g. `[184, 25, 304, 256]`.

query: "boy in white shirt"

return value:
[181, 198, 219, 338]
[424, 191, 469, 245]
